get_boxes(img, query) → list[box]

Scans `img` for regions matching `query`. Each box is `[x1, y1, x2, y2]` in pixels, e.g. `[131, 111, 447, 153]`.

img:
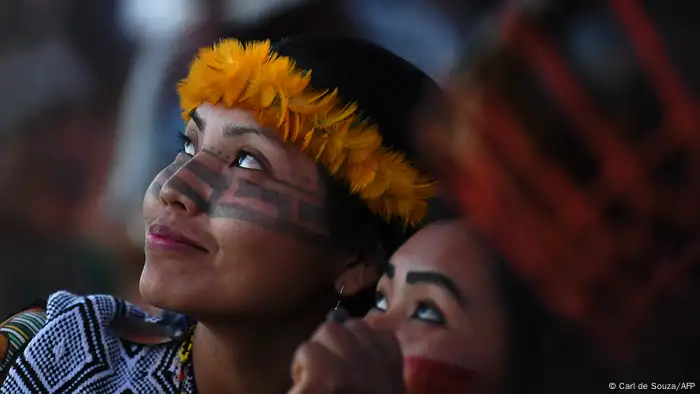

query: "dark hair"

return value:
[486, 243, 615, 393]
[490, 253, 547, 393]
[423, 210, 550, 391]
[272, 36, 442, 315]
[274, 37, 440, 256]
[419, 211, 612, 393]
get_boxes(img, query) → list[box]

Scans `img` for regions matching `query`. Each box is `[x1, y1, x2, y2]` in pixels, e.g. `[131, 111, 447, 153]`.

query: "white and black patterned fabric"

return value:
[0, 292, 195, 393]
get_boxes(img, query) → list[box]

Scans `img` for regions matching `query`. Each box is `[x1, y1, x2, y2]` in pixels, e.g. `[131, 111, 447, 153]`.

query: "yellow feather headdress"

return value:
[177, 39, 435, 226]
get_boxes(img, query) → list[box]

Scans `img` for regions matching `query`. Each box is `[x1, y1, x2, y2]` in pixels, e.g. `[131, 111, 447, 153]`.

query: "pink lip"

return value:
[147, 224, 208, 253]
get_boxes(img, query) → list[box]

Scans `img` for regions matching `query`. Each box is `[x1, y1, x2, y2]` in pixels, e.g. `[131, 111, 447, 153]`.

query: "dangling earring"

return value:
[334, 283, 345, 310]
[327, 283, 349, 323]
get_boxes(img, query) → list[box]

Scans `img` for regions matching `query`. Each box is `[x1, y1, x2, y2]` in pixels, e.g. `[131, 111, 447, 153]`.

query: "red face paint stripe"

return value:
[403, 357, 477, 394]
[481, 99, 598, 233]
[456, 149, 566, 289]
[505, 16, 646, 195]
[611, 0, 700, 140]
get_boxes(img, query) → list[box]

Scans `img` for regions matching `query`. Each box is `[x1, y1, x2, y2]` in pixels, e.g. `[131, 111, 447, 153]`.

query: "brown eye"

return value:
[234, 151, 264, 171]
[179, 133, 195, 156]
[184, 141, 195, 156]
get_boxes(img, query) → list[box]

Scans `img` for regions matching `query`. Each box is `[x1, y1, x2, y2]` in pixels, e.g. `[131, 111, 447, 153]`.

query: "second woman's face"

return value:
[141, 103, 339, 318]
[365, 221, 508, 394]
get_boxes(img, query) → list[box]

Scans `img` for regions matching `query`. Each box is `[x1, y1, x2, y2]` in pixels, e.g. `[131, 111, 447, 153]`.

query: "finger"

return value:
[290, 341, 344, 394]
[343, 319, 380, 354]
[376, 328, 404, 376]
[345, 320, 404, 380]
[311, 321, 362, 361]
[345, 320, 403, 365]
[326, 307, 350, 324]
[343, 320, 396, 384]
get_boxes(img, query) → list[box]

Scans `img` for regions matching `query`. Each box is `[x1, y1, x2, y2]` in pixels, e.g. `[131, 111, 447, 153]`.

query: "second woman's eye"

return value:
[373, 292, 388, 312]
[411, 301, 446, 325]
[234, 151, 265, 171]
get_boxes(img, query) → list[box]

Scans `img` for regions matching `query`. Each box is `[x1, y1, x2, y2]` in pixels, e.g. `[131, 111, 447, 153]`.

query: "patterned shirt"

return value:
[0, 292, 196, 393]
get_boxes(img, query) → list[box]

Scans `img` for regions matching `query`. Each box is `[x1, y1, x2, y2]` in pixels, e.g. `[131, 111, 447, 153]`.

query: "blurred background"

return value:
[0, 0, 502, 316]
[2, 0, 699, 390]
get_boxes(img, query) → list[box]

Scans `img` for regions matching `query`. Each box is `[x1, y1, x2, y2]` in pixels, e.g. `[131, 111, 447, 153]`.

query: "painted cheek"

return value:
[143, 159, 187, 213]
[404, 357, 477, 394]
[148, 158, 190, 196]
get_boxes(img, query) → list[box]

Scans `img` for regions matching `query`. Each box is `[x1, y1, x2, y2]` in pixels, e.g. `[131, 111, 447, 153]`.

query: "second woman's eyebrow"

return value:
[405, 270, 467, 309]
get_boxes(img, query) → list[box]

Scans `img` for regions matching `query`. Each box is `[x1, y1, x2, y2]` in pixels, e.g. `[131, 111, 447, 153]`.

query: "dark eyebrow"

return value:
[223, 125, 285, 148]
[405, 271, 466, 308]
[223, 125, 262, 138]
[189, 109, 206, 131]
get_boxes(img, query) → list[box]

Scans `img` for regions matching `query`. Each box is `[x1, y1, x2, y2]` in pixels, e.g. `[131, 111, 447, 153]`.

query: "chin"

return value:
[139, 260, 202, 313]
[139, 259, 244, 317]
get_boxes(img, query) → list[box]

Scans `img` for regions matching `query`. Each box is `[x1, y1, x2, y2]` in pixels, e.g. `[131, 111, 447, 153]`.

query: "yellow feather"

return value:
[321, 103, 358, 126]
[289, 90, 338, 114]
[413, 181, 438, 200]
[282, 70, 309, 96]
[221, 65, 250, 106]
[280, 117, 290, 140]
[288, 89, 328, 109]
[291, 72, 312, 95]
[259, 86, 276, 107]
[301, 129, 315, 150]
[346, 159, 378, 191]
[345, 127, 382, 148]
[244, 40, 271, 64]
[361, 177, 391, 199]
[178, 38, 436, 225]
[327, 151, 346, 175]
[290, 113, 302, 142]
[312, 134, 329, 161]
[277, 87, 289, 127]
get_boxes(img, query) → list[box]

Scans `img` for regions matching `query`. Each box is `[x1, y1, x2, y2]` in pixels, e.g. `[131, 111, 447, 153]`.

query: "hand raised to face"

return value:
[288, 316, 406, 394]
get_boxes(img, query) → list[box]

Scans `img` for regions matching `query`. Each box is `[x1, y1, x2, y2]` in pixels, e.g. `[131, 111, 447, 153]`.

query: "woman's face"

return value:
[141, 103, 342, 318]
[365, 221, 507, 393]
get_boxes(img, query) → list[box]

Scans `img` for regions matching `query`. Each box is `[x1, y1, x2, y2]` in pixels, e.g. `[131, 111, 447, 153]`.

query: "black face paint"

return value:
[164, 176, 211, 213]
[234, 179, 294, 219]
[298, 201, 326, 225]
[149, 155, 329, 243]
[211, 202, 328, 244]
[182, 159, 228, 190]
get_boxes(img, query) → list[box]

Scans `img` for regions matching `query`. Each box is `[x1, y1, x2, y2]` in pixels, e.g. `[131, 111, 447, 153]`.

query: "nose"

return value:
[365, 311, 401, 332]
[158, 161, 207, 216]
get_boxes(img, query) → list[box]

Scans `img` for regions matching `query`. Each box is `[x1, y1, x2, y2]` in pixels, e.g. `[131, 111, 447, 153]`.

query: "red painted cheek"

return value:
[404, 357, 478, 394]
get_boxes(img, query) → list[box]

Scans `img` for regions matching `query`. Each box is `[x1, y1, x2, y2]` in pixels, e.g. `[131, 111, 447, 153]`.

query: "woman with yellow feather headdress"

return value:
[0, 36, 440, 393]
